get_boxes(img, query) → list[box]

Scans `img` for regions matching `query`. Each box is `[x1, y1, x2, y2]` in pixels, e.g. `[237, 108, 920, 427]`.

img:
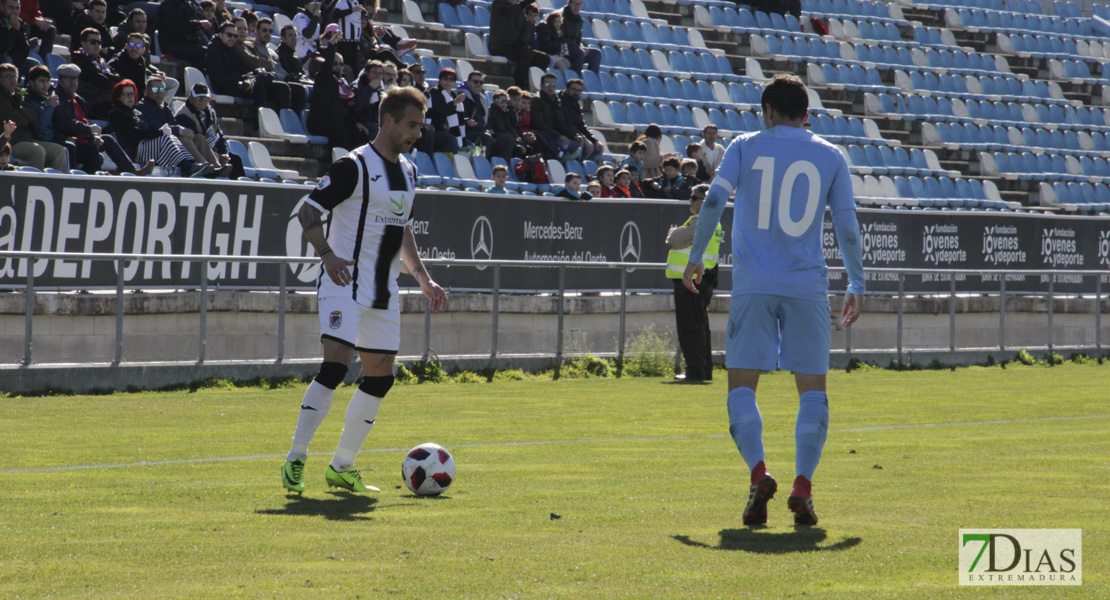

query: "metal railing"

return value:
[1, 251, 1107, 367]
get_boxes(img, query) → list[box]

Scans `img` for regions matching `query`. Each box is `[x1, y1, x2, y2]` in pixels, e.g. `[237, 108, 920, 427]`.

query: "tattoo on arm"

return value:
[298, 203, 330, 256]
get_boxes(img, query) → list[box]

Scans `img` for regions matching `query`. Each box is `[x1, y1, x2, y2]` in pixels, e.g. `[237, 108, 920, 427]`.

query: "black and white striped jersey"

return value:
[306, 144, 418, 310]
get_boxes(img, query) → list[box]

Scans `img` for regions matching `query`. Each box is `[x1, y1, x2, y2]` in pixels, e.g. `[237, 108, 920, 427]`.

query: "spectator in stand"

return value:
[419, 67, 466, 154]
[0, 62, 66, 169]
[36, 0, 70, 45]
[212, 0, 232, 26]
[307, 28, 356, 148]
[0, 135, 13, 169]
[531, 72, 580, 160]
[555, 172, 591, 200]
[700, 123, 724, 177]
[328, 0, 366, 75]
[735, 0, 801, 20]
[381, 62, 397, 89]
[457, 69, 488, 148]
[52, 62, 152, 173]
[110, 8, 148, 55]
[359, 9, 410, 69]
[408, 62, 427, 93]
[646, 156, 691, 200]
[518, 89, 532, 131]
[620, 140, 645, 182]
[396, 67, 412, 88]
[561, 0, 599, 75]
[108, 32, 168, 97]
[292, 0, 322, 61]
[351, 59, 382, 146]
[1, 0, 35, 73]
[486, 88, 522, 162]
[276, 24, 310, 83]
[72, 27, 119, 118]
[207, 22, 295, 111]
[614, 168, 643, 198]
[238, 17, 306, 111]
[586, 179, 600, 198]
[635, 124, 663, 179]
[158, 0, 213, 68]
[487, 163, 510, 194]
[489, 0, 550, 88]
[596, 164, 615, 197]
[175, 82, 241, 178]
[534, 10, 570, 74]
[685, 141, 710, 182]
[137, 73, 221, 173]
[71, 0, 111, 55]
[680, 157, 700, 184]
[108, 79, 213, 177]
[558, 77, 600, 161]
[22, 64, 60, 154]
[19, 0, 55, 64]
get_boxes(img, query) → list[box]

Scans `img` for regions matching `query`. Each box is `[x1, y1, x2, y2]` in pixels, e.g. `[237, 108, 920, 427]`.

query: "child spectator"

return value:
[685, 142, 710, 182]
[488, 163, 510, 194]
[613, 168, 643, 198]
[596, 164, 616, 198]
[586, 179, 600, 198]
[620, 141, 646, 182]
[680, 158, 700, 183]
[647, 156, 690, 200]
[555, 172, 591, 200]
[0, 139, 12, 170]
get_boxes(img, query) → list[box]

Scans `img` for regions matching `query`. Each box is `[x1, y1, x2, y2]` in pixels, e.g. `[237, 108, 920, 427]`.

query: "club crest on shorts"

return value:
[329, 310, 342, 329]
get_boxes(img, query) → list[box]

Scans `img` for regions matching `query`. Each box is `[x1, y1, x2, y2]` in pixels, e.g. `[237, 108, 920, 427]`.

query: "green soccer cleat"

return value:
[281, 459, 305, 493]
[325, 465, 380, 493]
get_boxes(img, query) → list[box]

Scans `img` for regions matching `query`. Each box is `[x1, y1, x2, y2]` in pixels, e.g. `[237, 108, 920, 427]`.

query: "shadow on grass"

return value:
[672, 527, 861, 554]
[255, 493, 379, 521]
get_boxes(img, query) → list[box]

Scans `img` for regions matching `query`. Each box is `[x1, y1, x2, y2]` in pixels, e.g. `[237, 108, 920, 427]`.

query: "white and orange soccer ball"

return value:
[401, 443, 455, 496]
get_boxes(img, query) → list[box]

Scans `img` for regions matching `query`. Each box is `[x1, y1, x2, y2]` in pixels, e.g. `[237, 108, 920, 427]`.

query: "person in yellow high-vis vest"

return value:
[665, 184, 722, 383]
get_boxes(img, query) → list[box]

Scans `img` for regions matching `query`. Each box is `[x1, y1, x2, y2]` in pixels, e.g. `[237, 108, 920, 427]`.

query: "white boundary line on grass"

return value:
[5, 415, 1109, 474]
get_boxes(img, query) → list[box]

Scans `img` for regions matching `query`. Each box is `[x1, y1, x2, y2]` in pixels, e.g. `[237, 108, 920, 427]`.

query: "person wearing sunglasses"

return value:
[108, 32, 177, 98]
[136, 74, 223, 175]
[111, 9, 151, 62]
[70, 27, 121, 119]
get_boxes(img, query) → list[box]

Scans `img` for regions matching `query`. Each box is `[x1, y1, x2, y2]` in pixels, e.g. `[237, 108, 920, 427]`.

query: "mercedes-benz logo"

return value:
[620, 221, 641, 272]
[471, 216, 493, 270]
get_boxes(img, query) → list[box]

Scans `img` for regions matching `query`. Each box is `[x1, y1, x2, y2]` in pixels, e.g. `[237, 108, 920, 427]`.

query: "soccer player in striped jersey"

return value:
[683, 75, 866, 526]
[281, 86, 448, 494]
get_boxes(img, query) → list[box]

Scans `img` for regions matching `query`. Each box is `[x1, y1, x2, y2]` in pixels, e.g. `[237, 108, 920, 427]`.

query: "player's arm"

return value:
[302, 158, 358, 286]
[400, 224, 448, 312]
[828, 158, 866, 327]
[683, 141, 739, 293]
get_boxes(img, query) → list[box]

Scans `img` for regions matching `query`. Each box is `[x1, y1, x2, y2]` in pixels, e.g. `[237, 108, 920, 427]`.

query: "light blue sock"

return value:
[795, 391, 830, 481]
[727, 387, 764, 471]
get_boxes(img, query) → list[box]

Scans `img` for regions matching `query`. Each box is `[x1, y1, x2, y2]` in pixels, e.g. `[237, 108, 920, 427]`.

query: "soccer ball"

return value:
[401, 443, 455, 496]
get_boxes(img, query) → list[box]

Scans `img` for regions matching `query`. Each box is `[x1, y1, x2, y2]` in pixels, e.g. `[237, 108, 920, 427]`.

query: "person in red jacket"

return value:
[19, 0, 53, 62]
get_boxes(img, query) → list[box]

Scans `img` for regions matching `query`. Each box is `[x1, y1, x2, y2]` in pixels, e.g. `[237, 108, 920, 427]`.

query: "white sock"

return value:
[330, 389, 383, 472]
[286, 380, 334, 461]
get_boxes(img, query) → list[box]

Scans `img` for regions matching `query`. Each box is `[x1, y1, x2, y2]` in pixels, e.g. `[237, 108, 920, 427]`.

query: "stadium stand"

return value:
[4, 0, 1108, 213]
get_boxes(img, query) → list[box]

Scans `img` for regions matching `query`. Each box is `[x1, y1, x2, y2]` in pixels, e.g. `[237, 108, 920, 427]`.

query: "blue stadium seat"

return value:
[413, 152, 442, 187]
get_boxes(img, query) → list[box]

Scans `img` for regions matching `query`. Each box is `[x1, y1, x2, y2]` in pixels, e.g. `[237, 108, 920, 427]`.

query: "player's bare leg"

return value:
[325, 351, 397, 493]
[789, 373, 828, 525]
[283, 338, 355, 493]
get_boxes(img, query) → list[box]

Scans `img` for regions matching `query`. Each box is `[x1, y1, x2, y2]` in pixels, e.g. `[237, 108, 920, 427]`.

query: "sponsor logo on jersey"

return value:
[315, 175, 331, 190]
[329, 310, 342, 329]
[390, 194, 406, 216]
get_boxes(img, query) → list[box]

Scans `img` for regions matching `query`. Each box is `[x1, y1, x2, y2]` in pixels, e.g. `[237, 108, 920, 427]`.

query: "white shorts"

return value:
[318, 295, 401, 354]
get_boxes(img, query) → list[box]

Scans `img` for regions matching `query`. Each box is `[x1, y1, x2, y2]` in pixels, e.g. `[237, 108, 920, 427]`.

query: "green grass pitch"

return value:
[1, 363, 1107, 599]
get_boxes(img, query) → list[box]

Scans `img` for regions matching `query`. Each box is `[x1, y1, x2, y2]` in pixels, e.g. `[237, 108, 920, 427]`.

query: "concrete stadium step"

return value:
[231, 136, 329, 160]
[272, 156, 326, 179]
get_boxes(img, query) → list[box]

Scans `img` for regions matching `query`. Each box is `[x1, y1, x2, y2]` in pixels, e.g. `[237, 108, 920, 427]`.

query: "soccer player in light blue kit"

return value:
[683, 75, 866, 526]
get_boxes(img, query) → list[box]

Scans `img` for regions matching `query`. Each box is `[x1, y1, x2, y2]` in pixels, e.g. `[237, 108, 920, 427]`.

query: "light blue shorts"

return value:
[726, 293, 832, 375]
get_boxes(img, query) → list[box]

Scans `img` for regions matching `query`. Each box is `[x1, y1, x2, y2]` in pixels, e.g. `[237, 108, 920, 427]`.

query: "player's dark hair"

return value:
[761, 74, 808, 121]
[379, 86, 428, 126]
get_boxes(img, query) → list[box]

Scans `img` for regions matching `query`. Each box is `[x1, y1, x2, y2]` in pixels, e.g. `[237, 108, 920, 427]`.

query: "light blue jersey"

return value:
[690, 125, 865, 301]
